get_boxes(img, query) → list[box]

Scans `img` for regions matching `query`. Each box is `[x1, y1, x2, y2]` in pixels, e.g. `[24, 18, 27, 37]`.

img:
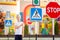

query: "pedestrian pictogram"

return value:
[32, 9, 41, 19]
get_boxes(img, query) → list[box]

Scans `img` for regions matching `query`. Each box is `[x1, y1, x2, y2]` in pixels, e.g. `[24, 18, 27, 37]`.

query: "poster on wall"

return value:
[0, 0, 60, 36]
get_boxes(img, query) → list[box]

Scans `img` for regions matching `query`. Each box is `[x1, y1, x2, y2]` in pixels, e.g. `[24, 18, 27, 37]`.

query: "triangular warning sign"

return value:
[32, 9, 41, 19]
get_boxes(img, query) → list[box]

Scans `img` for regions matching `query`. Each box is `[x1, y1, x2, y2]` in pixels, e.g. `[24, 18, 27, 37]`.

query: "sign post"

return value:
[46, 2, 60, 35]
[30, 8, 42, 34]
[52, 19, 54, 35]
[30, 7, 42, 40]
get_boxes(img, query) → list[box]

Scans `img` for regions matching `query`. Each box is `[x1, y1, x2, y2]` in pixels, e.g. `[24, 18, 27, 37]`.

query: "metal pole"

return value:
[7, 35, 9, 40]
[35, 34, 37, 40]
[53, 35, 54, 40]
[29, 35, 30, 40]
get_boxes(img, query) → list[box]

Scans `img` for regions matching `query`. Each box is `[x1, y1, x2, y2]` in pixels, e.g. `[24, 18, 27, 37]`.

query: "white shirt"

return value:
[15, 21, 23, 35]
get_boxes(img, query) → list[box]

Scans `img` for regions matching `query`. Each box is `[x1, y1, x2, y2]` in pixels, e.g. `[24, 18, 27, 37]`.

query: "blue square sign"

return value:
[30, 8, 42, 21]
[4, 20, 12, 27]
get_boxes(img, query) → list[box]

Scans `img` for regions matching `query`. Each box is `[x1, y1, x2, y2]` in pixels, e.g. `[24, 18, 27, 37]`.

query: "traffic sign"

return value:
[32, 0, 40, 6]
[4, 20, 12, 27]
[30, 8, 42, 21]
[46, 2, 60, 18]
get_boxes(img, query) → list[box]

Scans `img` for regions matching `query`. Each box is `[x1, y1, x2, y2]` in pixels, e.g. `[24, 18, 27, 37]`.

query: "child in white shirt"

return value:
[15, 15, 24, 40]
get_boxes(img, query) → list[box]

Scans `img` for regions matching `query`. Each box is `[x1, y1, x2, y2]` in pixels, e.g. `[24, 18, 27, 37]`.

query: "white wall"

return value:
[0, 5, 17, 13]
[0, 0, 20, 14]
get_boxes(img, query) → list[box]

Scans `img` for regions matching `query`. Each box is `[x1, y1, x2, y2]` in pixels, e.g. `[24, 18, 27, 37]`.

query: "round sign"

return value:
[46, 2, 60, 18]
[23, 4, 35, 24]
[27, 18, 32, 24]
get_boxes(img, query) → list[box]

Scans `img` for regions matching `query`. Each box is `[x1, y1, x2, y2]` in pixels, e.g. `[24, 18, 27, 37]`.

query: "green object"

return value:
[55, 21, 59, 35]
[9, 28, 14, 35]
[48, 21, 52, 24]
[48, 28, 51, 32]
[41, 28, 49, 35]
[34, 0, 38, 4]
[24, 24, 28, 35]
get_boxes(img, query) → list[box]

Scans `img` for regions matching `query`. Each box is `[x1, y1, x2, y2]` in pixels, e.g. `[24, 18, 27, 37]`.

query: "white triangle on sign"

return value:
[6, 21, 11, 25]
[32, 9, 41, 19]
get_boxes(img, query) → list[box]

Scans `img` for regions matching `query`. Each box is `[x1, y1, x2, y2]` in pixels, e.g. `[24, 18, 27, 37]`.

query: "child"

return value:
[14, 15, 24, 40]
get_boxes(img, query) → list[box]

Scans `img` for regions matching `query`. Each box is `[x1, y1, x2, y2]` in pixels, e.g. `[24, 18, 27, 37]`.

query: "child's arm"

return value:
[14, 22, 23, 29]
[15, 24, 23, 29]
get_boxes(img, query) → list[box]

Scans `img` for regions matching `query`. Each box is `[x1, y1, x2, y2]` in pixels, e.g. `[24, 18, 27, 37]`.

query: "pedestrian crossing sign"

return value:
[30, 8, 42, 21]
[4, 20, 12, 27]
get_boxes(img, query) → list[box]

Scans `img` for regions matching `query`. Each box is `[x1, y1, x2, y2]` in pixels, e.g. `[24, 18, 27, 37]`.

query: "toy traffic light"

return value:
[32, 0, 40, 6]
